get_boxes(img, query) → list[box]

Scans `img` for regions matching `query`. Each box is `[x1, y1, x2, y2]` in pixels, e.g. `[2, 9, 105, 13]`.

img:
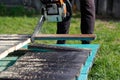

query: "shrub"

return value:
[0, 4, 38, 16]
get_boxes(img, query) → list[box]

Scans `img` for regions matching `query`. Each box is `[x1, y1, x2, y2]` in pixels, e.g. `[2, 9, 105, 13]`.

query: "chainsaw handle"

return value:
[62, 0, 72, 21]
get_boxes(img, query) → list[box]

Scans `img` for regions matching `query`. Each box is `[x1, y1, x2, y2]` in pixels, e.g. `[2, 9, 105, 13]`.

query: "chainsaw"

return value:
[40, 0, 72, 22]
[31, 0, 72, 42]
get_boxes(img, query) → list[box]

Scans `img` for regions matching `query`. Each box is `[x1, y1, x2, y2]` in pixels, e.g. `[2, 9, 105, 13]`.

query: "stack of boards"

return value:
[0, 44, 91, 80]
[0, 34, 31, 59]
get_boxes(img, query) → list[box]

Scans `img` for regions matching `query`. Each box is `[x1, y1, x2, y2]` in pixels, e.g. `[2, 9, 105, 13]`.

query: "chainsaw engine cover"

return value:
[40, 0, 67, 22]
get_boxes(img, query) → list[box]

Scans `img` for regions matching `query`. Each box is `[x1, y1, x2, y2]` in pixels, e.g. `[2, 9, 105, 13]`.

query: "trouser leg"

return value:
[56, 0, 72, 44]
[56, 19, 70, 44]
[56, 0, 95, 44]
[80, 0, 95, 44]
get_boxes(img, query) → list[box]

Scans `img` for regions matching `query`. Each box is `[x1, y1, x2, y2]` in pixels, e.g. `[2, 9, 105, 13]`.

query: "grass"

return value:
[0, 13, 120, 80]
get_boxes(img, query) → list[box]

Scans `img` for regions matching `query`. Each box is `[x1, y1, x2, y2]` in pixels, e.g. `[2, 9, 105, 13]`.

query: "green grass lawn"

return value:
[0, 14, 120, 80]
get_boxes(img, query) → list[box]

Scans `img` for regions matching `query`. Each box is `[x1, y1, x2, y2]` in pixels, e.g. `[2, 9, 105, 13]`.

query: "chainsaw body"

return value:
[40, 0, 70, 22]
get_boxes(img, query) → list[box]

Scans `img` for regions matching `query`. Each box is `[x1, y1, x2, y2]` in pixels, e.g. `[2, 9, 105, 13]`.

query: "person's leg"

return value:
[56, 19, 70, 44]
[56, 0, 72, 44]
[80, 0, 95, 44]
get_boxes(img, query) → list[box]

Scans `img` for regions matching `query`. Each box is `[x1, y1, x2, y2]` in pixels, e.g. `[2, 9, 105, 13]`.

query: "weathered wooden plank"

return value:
[20, 52, 89, 64]
[0, 39, 30, 59]
[0, 49, 90, 80]
[24, 51, 90, 59]
[7, 65, 82, 76]
[0, 71, 75, 80]
[0, 46, 12, 55]
[34, 34, 96, 40]
[0, 41, 21, 46]
[0, 46, 10, 49]
[0, 46, 25, 56]
[0, 34, 31, 40]
[0, 34, 31, 37]
[0, 44, 18, 46]
[17, 51, 89, 62]
[28, 44, 91, 52]
[0, 34, 31, 60]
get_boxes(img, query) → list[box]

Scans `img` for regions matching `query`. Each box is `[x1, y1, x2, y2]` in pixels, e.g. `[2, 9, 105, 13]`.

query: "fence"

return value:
[96, 0, 120, 18]
[0, 0, 120, 18]
[75, 0, 120, 18]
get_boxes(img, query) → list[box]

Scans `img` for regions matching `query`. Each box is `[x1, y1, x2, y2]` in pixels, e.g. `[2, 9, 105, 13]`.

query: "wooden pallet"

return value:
[0, 45, 91, 80]
[0, 34, 95, 60]
[0, 34, 31, 59]
[28, 44, 91, 52]
[0, 44, 100, 80]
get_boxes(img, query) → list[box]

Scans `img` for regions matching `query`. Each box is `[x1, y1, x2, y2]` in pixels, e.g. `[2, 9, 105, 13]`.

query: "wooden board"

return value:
[28, 44, 91, 52]
[0, 49, 91, 80]
[34, 34, 96, 40]
[0, 34, 31, 60]
[0, 44, 100, 80]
